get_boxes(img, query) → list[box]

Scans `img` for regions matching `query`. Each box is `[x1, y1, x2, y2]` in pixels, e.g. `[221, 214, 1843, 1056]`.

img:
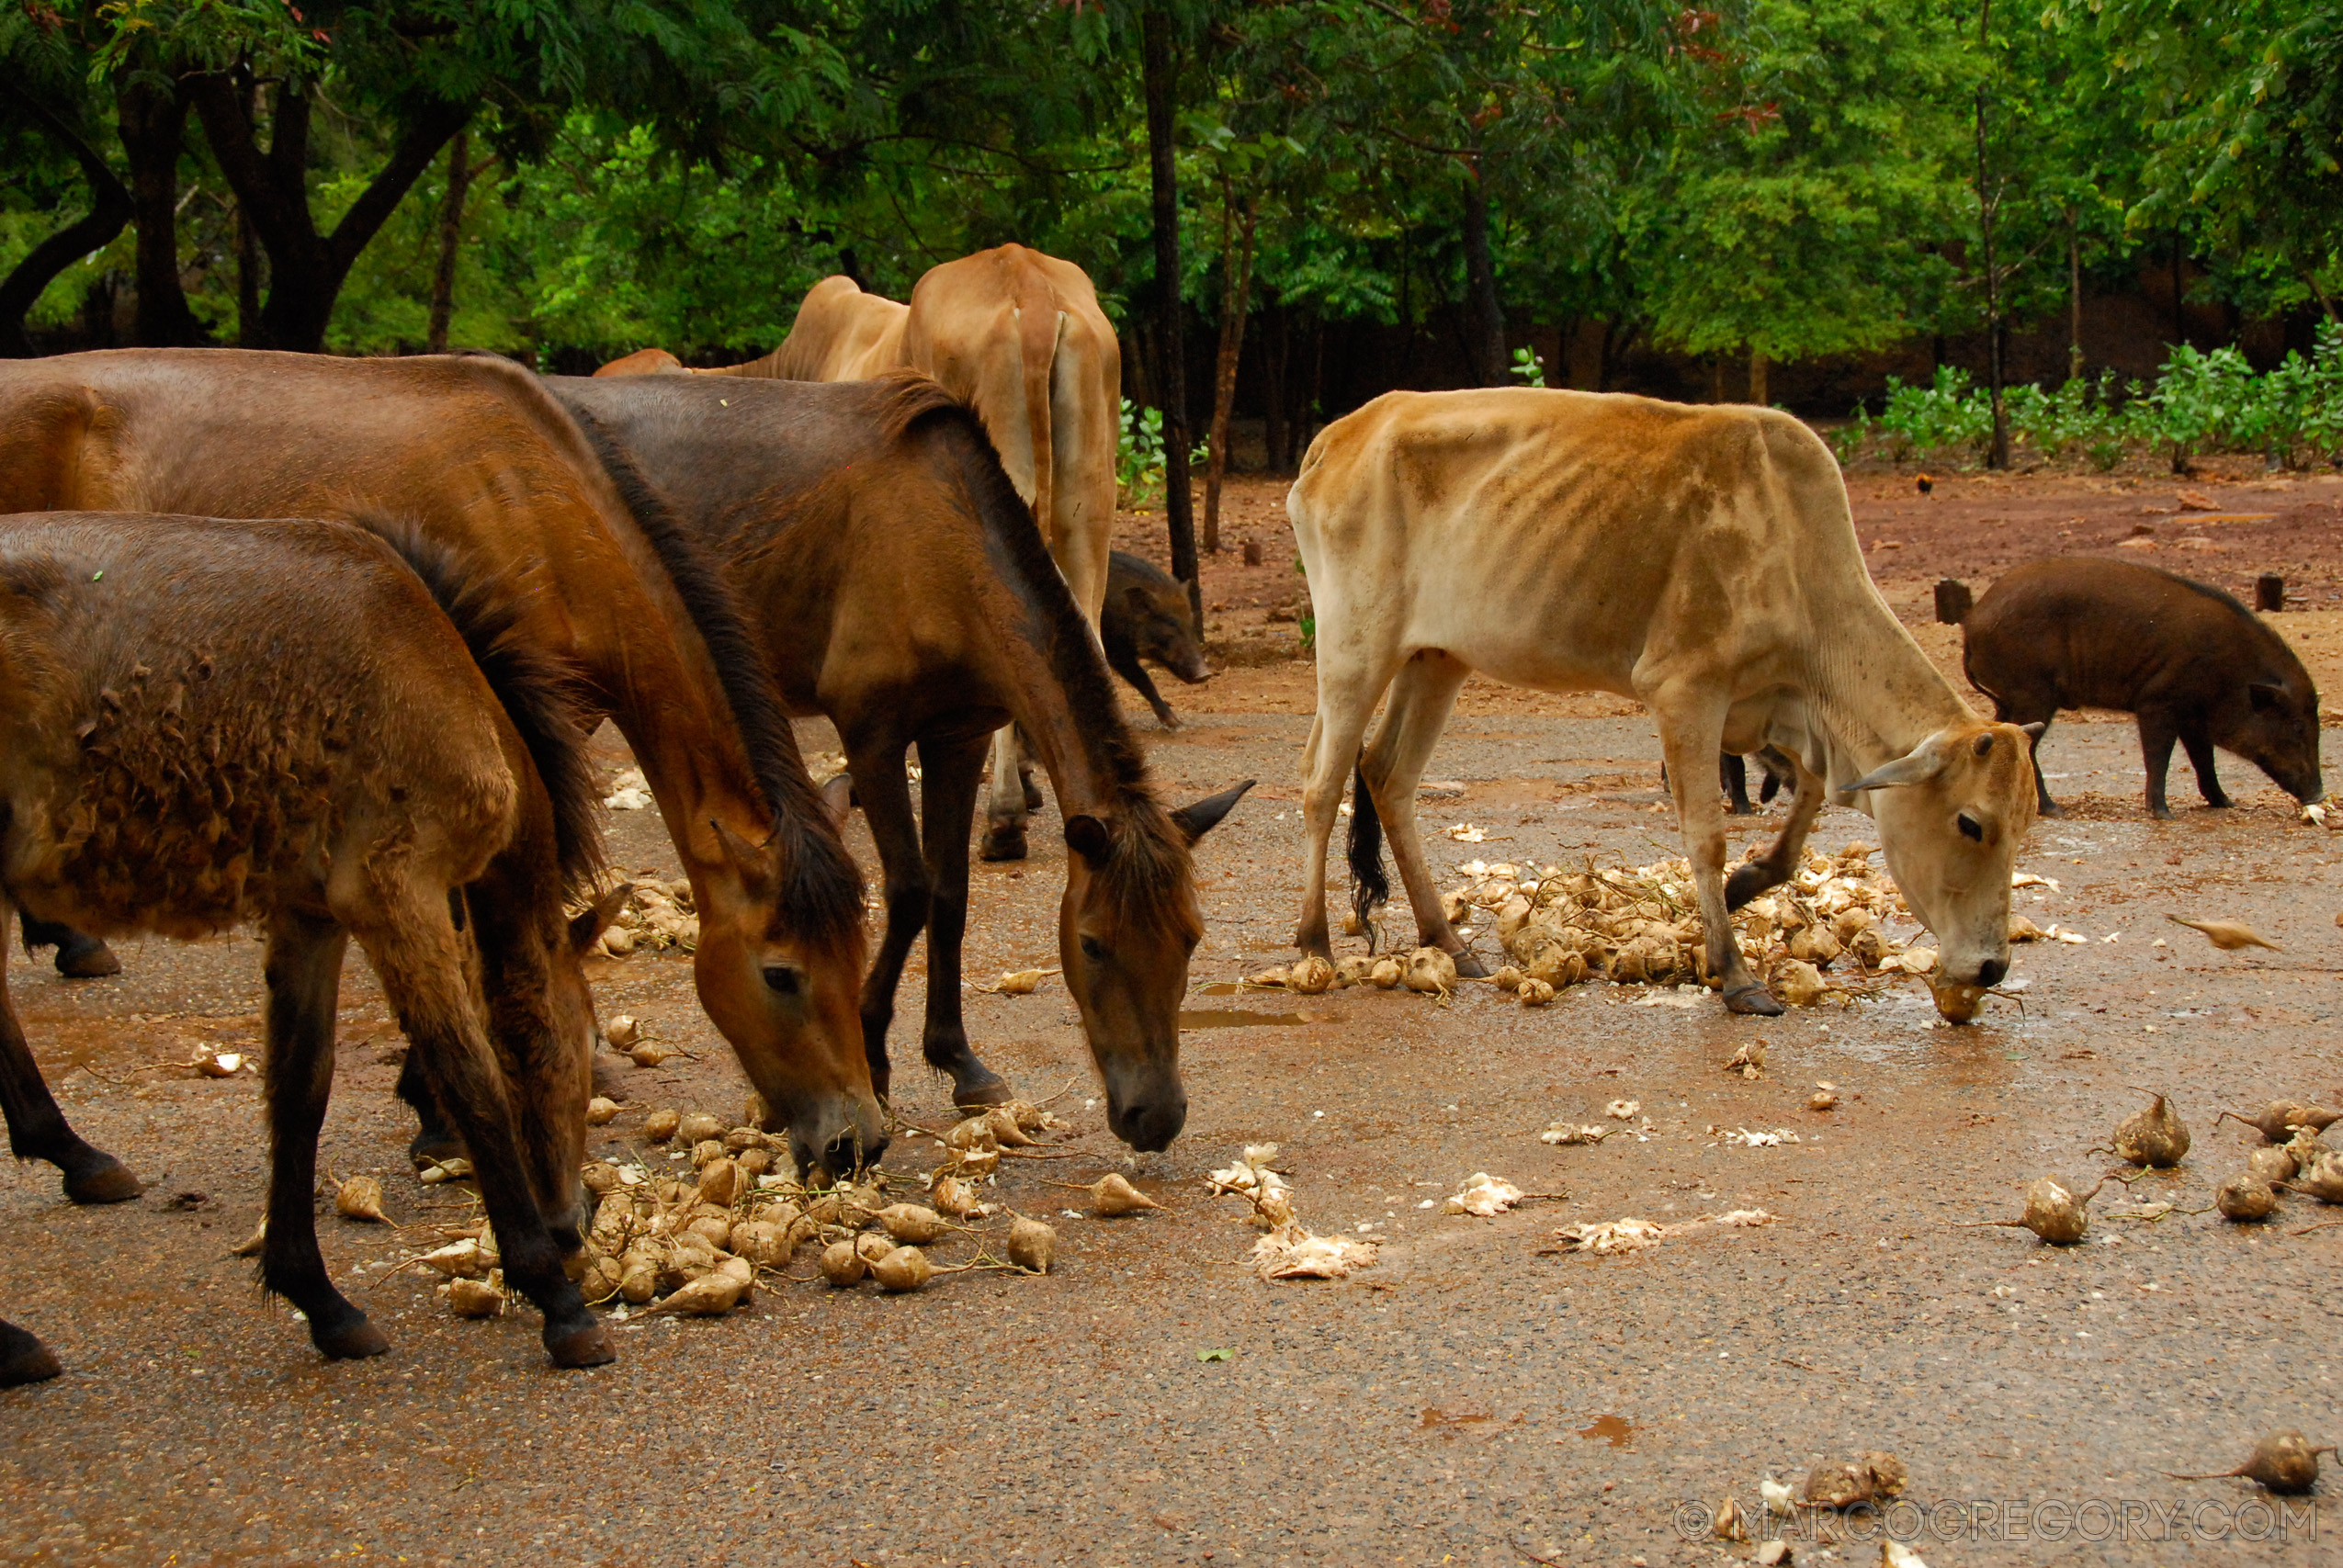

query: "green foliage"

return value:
[1848, 326, 2343, 469]
[1508, 346, 1547, 388]
[1118, 396, 1168, 508]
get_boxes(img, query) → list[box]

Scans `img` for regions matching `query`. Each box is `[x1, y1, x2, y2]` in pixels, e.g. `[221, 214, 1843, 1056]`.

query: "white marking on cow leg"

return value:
[1364, 653, 1475, 966]
[984, 724, 1027, 831]
[1295, 661, 1399, 958]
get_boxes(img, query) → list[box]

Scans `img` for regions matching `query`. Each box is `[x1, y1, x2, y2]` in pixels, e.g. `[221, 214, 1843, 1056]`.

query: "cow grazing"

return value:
[1288, 388, 2041, 1020]
[597, 246, 1121, 859]
[1962, 556, 2324, 818]
[1104, 550, 1211, 728]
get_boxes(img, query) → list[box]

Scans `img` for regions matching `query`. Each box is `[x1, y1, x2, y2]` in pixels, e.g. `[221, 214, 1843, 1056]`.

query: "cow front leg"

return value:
[1724, 752, 1828, 911]
[1721, 752, 1753, 816]
[1296, 666, 1391, 962]
[1362, 652, 1479, 975]
[1657, 704, 1777, 1014]
[17, 913, 120, 979]
[2180, 728, 2230, 807]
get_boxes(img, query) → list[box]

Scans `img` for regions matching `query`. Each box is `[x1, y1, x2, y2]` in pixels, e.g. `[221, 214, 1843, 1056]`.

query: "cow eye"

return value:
[763, 964, 802, 995]
[1957, 813, 1985, 842]
[1080, 935, 1108, 962]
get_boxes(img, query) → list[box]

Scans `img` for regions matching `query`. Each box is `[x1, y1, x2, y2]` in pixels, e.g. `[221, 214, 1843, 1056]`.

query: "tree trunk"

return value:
[2066, 209, 2084, 382]
[1748, 348, 1769, 405]
[1203, 185, 1257, 555]
[427, 127, 472, 353]
[1460, 161, 1506, 385]
[1142, 11, 1201, 631]
[190, 73, 467, 353]
[1263, 301, 1289, 472]
[0, 105, 131, 357]
[1975, 10, 2009, 472]
[2170, 232, 2186, 347]
[116, 75, 206, 348]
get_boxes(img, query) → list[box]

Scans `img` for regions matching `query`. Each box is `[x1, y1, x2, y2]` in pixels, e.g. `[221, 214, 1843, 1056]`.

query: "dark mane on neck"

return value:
[366, 524, 607, 899]
[556, 395, 866, 952]
[882, 378, 1199, 937]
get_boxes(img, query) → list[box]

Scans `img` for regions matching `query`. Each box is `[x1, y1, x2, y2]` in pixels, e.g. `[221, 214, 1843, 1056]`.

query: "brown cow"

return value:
[599, 246, 1123, 858]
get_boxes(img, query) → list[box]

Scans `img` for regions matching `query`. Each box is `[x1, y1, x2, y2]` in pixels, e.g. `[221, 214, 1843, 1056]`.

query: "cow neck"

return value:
[1805, 587, 1976, 773]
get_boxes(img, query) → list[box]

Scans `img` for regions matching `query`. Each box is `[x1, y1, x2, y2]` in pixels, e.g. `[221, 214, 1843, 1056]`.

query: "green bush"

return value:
[1838, 327, 2343, 471]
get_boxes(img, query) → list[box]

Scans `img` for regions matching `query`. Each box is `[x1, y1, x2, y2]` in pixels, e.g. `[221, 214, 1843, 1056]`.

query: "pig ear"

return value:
[2250, 681, 2284, 712]
[1845, 738, 1950, 793]
[1171, 779, 1257, 844]
[569, 884, 635, 953]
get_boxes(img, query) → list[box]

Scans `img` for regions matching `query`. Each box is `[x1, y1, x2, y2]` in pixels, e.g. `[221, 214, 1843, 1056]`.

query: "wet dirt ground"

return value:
[9, 471, 2343, 1565]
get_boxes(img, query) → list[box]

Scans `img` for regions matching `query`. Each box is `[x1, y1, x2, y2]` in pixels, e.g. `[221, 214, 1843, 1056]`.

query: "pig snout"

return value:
[1141, 621, 1210, 683]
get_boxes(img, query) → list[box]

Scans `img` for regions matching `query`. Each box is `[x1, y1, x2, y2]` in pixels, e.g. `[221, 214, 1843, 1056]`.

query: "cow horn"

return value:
[1845, 737, 1951, 793]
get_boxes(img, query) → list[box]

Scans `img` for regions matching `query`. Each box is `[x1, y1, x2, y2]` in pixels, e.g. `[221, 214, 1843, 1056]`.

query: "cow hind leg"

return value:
[0, 908, 141, 1203]
[1721, 752, 1753, 816]
[1360, 652, 1479, 975]
[1653, 692, 1778, 1013]
[980, 726, 1033, 861]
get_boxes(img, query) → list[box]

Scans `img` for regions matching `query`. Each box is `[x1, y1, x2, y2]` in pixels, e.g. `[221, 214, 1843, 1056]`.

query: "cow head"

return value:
[1846, 720, 2040, 1010]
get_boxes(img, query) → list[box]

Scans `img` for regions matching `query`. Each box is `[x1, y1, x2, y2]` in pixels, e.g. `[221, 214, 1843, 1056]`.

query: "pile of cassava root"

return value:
[1472, 846, 1986, 1007]
[398, 1101, 1076, 1324]
[586, 879, 699, 960]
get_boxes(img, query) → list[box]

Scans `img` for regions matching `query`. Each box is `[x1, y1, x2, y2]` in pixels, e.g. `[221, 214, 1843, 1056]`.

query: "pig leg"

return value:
[2138, 712, 2181, 818]
[2180, 729, 2231, 807]
[1110, 642, 1180, 729]
[1720, 753, 1753, 816]
[1989, 697, 2063, 817]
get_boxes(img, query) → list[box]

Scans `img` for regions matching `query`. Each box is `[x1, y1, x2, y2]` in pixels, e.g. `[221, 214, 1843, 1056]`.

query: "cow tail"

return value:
[1013, 266, 1062, 546]
[1345, 755, 1390, 953]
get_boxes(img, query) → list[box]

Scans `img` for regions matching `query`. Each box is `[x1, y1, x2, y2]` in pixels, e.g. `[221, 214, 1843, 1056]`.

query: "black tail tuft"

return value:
[1344, 757, 1389, 953]
[368, 525, 607, 900]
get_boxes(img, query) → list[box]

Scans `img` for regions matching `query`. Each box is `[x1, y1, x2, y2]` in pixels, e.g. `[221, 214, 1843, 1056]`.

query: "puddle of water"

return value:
[1577, 1413, 1635, 1448]
[1420, 1407, 1493, 1430]
[1179, 1009, 1319, 1030]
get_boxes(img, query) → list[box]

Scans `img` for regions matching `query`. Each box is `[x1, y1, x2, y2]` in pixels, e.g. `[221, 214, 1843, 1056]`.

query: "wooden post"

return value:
[1934, 579, 1974, 626]
[2257, 573, 2285, 613]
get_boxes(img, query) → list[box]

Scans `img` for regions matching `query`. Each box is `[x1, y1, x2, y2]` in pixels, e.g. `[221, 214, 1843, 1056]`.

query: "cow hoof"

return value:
[54, 936, 121, 979]
[63, 1156, 142, 1205]
[1021, 779, 1046, 812]
[2037, 801, 2063, 818]
[546, 1323, 617, 1369]
[2149, 806, 2175, 821]
[2205, 795, 2233, 809]
[979, 824, 1028, 862]
[1724, 863, 1775, 911]
[311, 1315, 392, 1361]
[934, 1052, 1013, 1110]
[0, 1322, 62, 1385]
[1450, 951, 1490, 979]
[1154, 711, 1181, 731]
[1724, 983, 1785, 1017]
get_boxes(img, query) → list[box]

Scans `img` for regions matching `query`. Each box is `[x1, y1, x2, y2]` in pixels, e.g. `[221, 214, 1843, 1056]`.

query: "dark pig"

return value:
[1104, 549, 1209, 728]
[1963, 557, 2324, 818]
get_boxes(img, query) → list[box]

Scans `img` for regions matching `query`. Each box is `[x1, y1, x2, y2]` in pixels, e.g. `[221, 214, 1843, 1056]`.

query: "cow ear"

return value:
[1845, 738, 1950, 793]
[1064, 814, 1113, 867]
[2250, 681, 2284, 712]
[2020, 721, 2047, 739]
[1171, 780, 1256, 844]
[570, 884, 635, 953]
[709, 817, 777, 895]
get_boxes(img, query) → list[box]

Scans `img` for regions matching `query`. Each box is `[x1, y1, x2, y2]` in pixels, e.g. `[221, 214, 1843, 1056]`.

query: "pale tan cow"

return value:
[1287, 388, 2041, 1020]
[598, 246, 1121, 859]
